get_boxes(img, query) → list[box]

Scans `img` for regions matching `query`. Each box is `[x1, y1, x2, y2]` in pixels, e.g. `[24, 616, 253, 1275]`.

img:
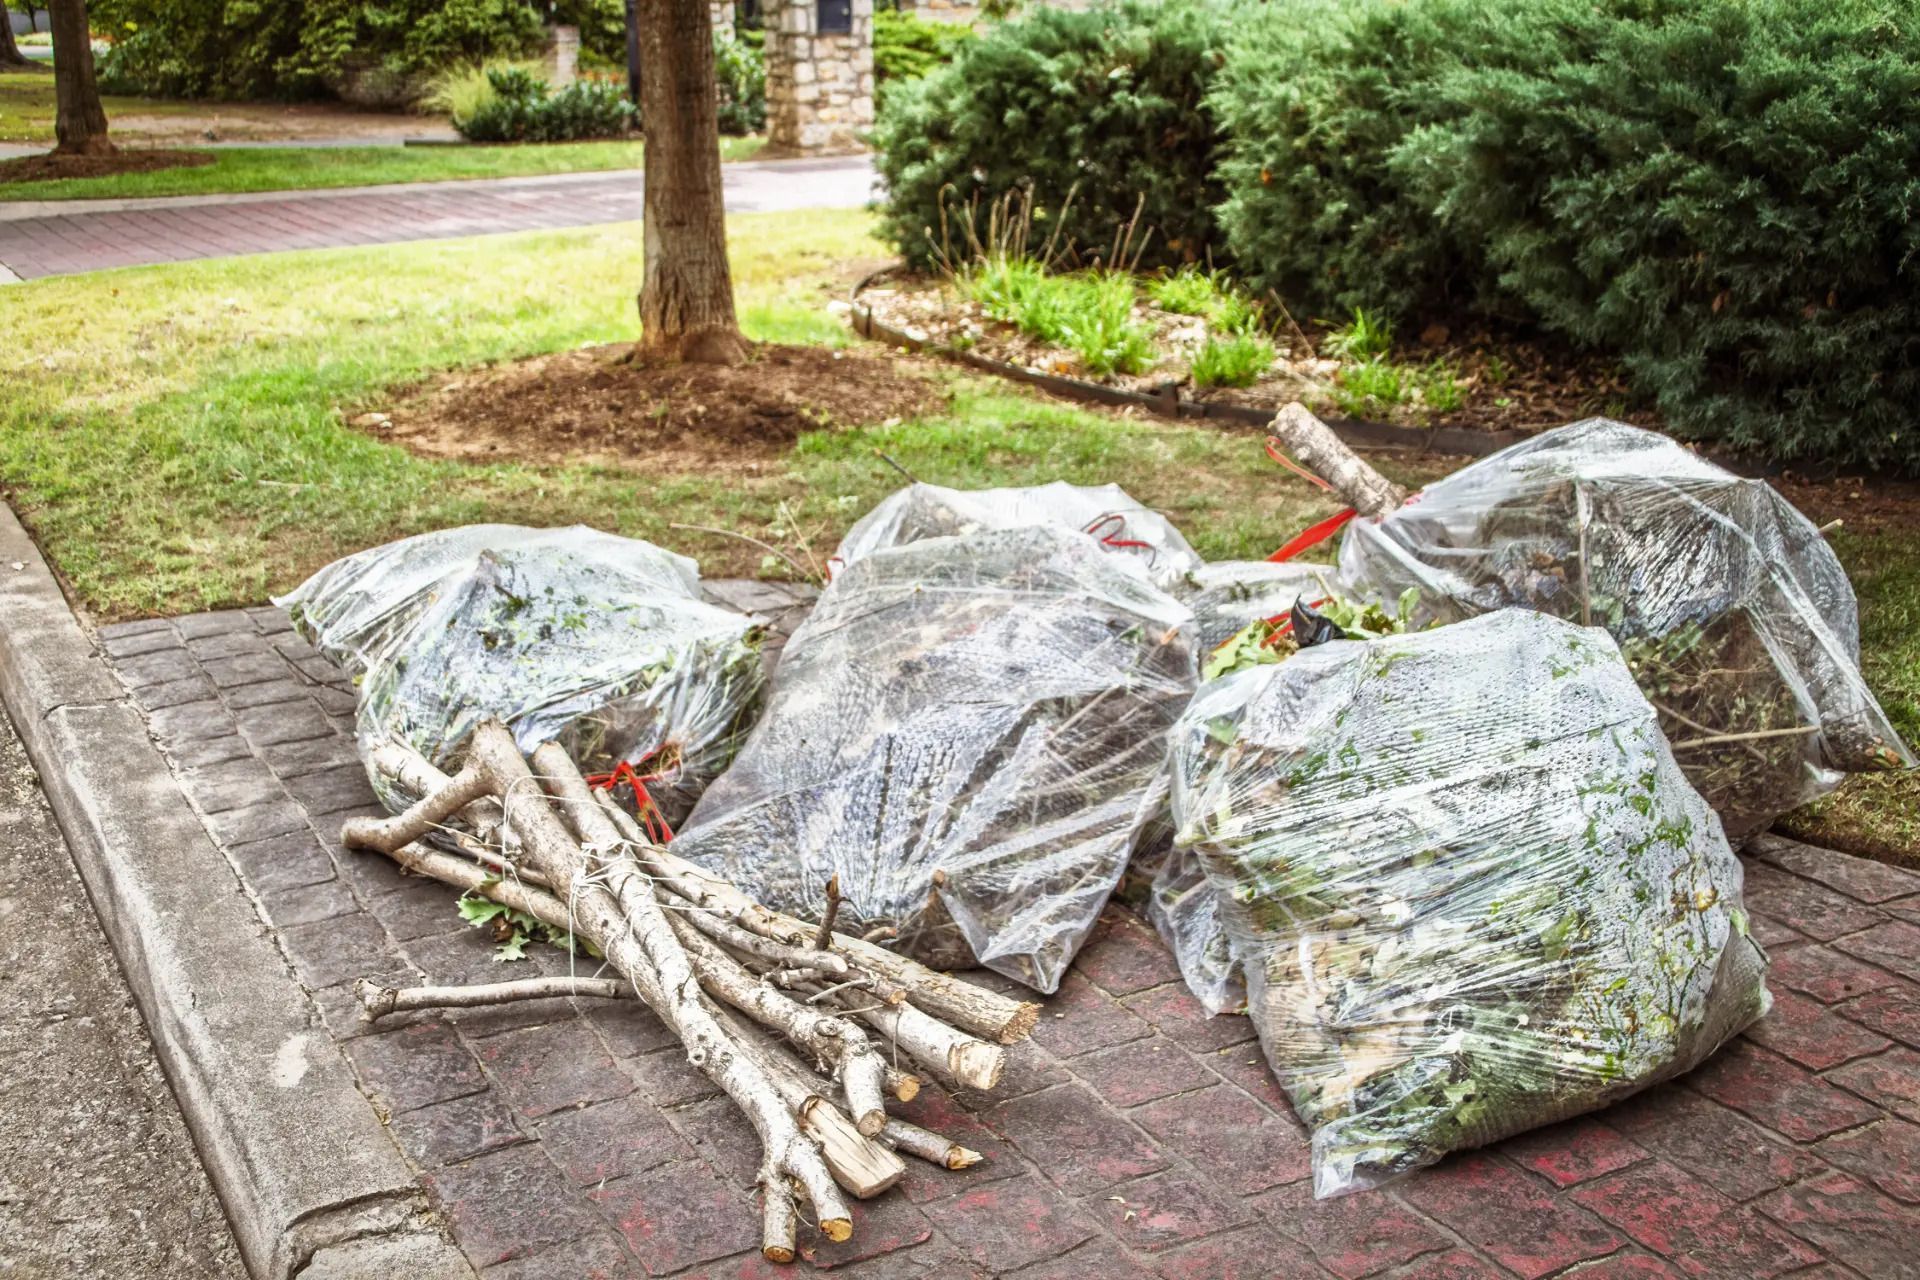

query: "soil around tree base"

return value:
[0, 149, 216, 184]
[360, 342, 948, 471]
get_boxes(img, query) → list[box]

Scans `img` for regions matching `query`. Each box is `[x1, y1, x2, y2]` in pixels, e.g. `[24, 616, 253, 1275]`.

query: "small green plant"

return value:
[1148, 264, 1263, 335]
[1333, 358, 1405, 417]
[1148, 264, 1224, 316]
[1191, 331, 1275, 388]
[961, 259, 1155, 376]
[1059, 271, 1154, 376]
[1418, 362, 1467, 414]
[1324, 307, 1393, 362]
[963, 256, 1064, 337]
[1208, 289, 1262, 336]
[1483, 355, 1511, 386]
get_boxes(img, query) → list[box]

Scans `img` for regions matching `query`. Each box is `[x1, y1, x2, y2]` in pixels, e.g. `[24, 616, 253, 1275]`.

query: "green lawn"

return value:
[0, 207, 1381, 621]
[0, 205, 1910, 861]
[1776, 525, 1920, 864]
[0, 136, 765, 201]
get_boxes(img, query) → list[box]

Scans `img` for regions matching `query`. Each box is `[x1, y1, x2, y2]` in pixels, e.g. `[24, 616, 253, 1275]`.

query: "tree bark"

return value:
[592, 798, 1041, 1045]
[49, 0, 111, 155]
[1269, 401, 1406, 519]
[1, 3, 44, 70]
[635, 0, 747, 365]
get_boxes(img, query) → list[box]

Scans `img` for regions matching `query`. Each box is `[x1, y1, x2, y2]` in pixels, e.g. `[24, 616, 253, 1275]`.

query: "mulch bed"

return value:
[862, 274, 1640, 437]
[356, 342, 948, 471]
[0, 149, 216, 184]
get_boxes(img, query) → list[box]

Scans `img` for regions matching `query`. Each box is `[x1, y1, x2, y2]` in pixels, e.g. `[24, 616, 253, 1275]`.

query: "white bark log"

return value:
[470, 725, 851, 1250]
[880, 1118, 983, 1171]
[592, 800, 1038, 1044]
[1270, 400, 1408, 520]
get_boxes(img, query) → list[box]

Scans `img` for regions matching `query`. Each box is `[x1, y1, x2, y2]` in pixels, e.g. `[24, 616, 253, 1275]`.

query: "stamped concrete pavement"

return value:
[0, 707, 246, 1279]
[0, 153, 877, 281]
[83, 593, 1920, 1280]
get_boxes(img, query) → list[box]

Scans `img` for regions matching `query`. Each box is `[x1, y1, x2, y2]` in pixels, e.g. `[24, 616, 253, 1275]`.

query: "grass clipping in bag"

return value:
[1338, 419, 1913, 844]
[675, 524, 1198, 993]
[1169, 609, 1769, 1197]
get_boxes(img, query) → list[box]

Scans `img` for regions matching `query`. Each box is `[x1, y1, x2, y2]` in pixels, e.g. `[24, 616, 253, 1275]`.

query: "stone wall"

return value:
[766, 0, 875, 155]
[711, 0, 736, 43]
[544, 24, 580, 88]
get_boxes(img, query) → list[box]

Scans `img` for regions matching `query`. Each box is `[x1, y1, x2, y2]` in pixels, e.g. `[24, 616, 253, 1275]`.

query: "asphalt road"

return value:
[0, 710, 244, 1279]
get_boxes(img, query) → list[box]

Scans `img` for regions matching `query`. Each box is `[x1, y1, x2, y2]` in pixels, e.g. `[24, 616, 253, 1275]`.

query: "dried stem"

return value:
[353, 975, 627, 1021]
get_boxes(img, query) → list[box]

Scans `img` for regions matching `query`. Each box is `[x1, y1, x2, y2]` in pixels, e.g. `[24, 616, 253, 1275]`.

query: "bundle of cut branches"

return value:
[340, 722, 1037, 1262]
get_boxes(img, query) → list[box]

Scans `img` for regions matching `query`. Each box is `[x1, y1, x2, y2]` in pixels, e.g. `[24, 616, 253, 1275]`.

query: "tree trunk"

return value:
[635, 0, 747, 365]
[49, 0, 111, 155]
[1, 3, 44, 70]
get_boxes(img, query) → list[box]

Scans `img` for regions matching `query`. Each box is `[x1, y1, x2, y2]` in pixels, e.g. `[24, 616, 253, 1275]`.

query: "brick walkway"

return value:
[0, 155, 876, 281]
[98, 600, 1920, 1279]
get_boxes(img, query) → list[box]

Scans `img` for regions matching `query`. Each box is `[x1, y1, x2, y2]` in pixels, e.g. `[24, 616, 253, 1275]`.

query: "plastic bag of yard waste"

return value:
[1145, 843, 1246, 1015]
[1337, 419, 1913, 844]
[1168, 609, 1771, 1198]
[277, 525, 762, 823]
[674, 524, 1199, 993]
[279, 524, 703, 675]
[833, 481, 1204, 591]
[1176, 559, 1331, 652]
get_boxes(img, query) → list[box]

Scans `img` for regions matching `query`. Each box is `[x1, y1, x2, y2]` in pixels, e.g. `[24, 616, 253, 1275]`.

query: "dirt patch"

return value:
[361, 342, 949, 470]
[0, 149, 215, 183]
[1771, 471, 1920, 535]
[112, 102, 457, 145]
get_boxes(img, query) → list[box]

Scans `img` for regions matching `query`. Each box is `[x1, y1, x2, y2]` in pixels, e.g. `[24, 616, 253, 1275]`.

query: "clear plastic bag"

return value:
[1338, 419, 1913, 843]
[277, 525, 762, 822]
[833, 481, 1204, 591]
[1146, 842, 1246, 1015]
[278, 524, 702, 676]
[1168, 609, 1771, 1197]
[1175, 559, 1331, 651]
[675, 524, 1199, 993]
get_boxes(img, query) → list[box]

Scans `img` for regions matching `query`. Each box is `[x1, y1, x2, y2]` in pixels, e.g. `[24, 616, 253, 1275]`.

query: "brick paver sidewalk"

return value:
[0, 155, 875, 281]
[98, 599, 1920, 1279]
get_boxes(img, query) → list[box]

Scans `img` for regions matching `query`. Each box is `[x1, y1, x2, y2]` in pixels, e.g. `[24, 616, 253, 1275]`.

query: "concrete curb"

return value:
[0, 503, 471, 1280]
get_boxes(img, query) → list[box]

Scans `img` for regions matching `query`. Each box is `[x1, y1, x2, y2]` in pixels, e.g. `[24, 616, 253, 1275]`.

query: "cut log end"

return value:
[820, 1217, 854, 1243]
[998, 1001, 1042, 1045]
[762, 1246, 796, 1265]
[948, 1041, 1006, 1092]
[853, 1108, 887, 1139]
[890, 1072, 922, 1103]
[351, 977, 398, 1022]
[946, 1145, 984, 1171]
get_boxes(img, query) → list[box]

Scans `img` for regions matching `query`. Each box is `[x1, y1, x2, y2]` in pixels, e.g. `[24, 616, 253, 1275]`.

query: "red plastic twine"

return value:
[585, 756, 677, 843]
[1261, 436, 1357, 562]
[1084, 513, 1154, 551]
[1264, 437, 1335, 492]
[1267, 507, 1357, 563]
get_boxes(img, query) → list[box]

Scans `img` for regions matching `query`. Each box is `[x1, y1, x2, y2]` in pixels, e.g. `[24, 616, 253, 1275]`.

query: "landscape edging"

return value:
[0, 502, 472, 1280]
